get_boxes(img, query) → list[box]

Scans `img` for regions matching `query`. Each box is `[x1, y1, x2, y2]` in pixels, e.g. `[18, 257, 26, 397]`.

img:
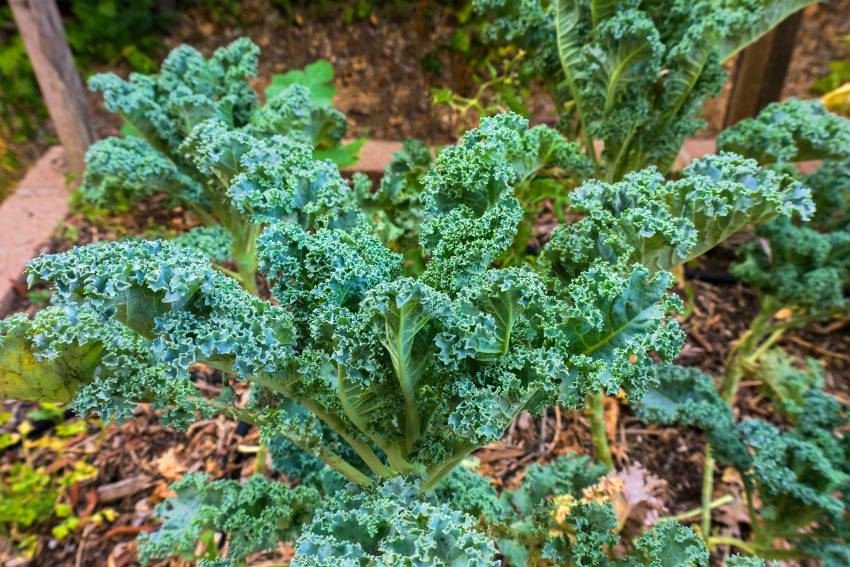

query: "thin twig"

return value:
[786, 335, 850, 362]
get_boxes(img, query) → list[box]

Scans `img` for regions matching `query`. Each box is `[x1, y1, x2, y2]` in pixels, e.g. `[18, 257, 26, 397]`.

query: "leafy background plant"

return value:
[0, 405, 113, 559]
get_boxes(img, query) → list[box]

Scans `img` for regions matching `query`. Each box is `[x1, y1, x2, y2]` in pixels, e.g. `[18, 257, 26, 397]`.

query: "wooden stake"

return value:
[724, 12, 803, 128]
[9, 0, 94, 181]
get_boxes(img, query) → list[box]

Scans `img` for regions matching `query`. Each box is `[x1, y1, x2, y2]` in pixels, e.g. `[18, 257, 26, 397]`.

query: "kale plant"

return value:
[0, 106, 814, 564]
[633, 98, 850, 562]
[471, 0, 818, 180]
[638, 362, 850, 563]
[0, 19, 840, 559]
[80, 38, 360, 294]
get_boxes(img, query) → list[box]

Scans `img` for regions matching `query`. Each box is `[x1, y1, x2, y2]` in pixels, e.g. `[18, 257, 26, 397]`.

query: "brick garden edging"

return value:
[0, 138, 718, 315]
[0, 146, 69, 314]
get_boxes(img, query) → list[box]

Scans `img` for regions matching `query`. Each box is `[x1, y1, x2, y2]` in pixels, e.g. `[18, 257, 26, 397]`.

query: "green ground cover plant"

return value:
[0, 406, 112, 558]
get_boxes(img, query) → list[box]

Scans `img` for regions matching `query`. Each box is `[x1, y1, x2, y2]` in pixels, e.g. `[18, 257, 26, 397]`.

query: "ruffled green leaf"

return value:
[139, 473, 320, 564]
[291, 478, 499, 567]
[547, 264, 683, 404]
[636, 363, 732, 432]
[545, 153, 813, 281]
[718, 98, 850, 165]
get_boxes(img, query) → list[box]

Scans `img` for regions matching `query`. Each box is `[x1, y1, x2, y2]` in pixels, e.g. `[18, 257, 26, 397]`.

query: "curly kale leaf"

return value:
[90, 38, 259, 156]
[258, 223, 401, 328]
[509, 452, 607, 517]
[718, 98, 850, 165]
[0, 304, 200, 425]
[138, 472, 320, 564]
[80, 136, 205, 210]
[543, 502, 620, 566]
[717, 419, 849, 537]
[329, 268, 565, 470]
[418, 116, 523, 291]
[85, 41, 356, 219]
[805, 160, 850, 228]
[477, 0, 817, 176]
[731, 215, 850, 310]
[624, 521, 709, 567]
[432, 462, 511, 521]
[1, 309, 93, 404]
[799, 539, 850, 567]
[724, 557, 767, 567]
[26, 240, 296, 379]
[547, 264, 684, 405]
[291, 478, 498, 566]
[263, 225, 561, 473]
[754, 349, 826, 422]
[186, 122, 362, 228]
[171, 226, 234, 262]
[356, 139, 432, 251]
[636, 364, 732, 432]
[545, 153, 813, 282]
[419, 113, 586, 292]
[250, 84, 347, 151]
[0, 305, 144, 407]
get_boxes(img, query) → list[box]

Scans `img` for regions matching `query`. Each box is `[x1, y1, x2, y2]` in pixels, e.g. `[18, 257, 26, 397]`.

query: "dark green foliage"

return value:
[171, 226, 234, 262]
[723, 417, 849, 548]
[80, 40, 362, 292]
[418, 113, 589, 290]
[432, 463, 511, 521]
[138, 473, 320, 564]
[472, 0, 817, 179]
[754, 349, 826, 421]
[724, 557, 767, 567]
[731, 216, 850, 310]
[636, 364, 732, 432]
[0, 7, 45, 138]
[640, 363, 850, 560]
[291, 478, 499, 566]
[3, 79, 837, 564]
[717, 98, 850, 165]
[354, 139, 432, 266]
[509, 453, 607, 517]
[29, 240, 296, 378]
[623, 521, 709, 567]
[543, 502, 621, 566]
[543, 153, 813, 282]
[546, 264, 684, 405]
[66, 0, 167, 72]
[719, 99, 850, 313]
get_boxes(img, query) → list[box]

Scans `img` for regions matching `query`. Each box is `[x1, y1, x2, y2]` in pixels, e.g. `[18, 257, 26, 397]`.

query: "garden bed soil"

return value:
[2, 195, 848, 567]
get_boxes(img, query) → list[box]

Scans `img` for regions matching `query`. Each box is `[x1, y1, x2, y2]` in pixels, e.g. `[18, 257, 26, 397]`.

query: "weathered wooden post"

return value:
[9, 0, 94, 181]
[724, 12, 804, 127]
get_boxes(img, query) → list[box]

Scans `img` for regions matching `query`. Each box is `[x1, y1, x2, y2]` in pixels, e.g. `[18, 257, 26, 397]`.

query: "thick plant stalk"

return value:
[253, 444, 268, 475]
[231, 225, 261, 297]
[701, 446, 715, 536]
[585, 390, 614, 470]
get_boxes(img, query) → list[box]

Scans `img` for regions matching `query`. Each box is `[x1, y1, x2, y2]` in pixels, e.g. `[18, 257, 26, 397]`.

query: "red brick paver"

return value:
[343, 140, 403, 173]
[0, 146, 69, 314]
